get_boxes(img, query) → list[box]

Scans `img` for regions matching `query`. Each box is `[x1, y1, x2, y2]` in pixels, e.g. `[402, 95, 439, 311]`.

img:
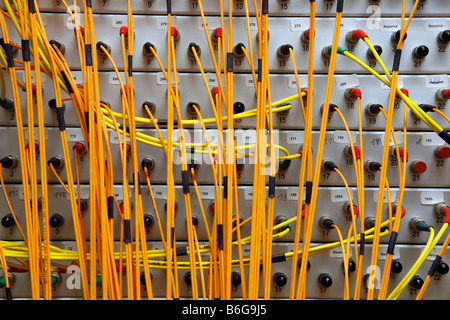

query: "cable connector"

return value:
[409, 217, 433, 232]
[433, 203, 450, 224]
[0, 98, 14, 111]
[346, 29, 368, 44]
[327, 45, 347, 56]
[344, 145, 361, 160]
[418, 104, 436, 113]
[119, 26, 128, 36]
[322, 160, 338, 172]
[0, 156, 18, 169]
[319, 216, 334, 230]
[396, 88, 409, 99]
[344, 87, 362, 101]
[47, 156, 64, 170]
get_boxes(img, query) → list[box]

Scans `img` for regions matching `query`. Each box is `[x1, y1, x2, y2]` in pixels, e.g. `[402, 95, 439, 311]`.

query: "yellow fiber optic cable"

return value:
[298, 0, 344, 300]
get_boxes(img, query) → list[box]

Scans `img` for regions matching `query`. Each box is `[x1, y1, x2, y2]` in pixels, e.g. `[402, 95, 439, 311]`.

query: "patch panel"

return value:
[1, 127, 449, 188]
[2, 242, 450, 300]
[1, 183, 448, 246]
[3, 15, 449, 74]
[1, 72, 448, 131]
[0, 0, 449, 302]
[2, 0, 449, 17]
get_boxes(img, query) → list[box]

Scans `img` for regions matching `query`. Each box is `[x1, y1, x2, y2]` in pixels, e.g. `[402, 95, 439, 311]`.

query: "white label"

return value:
[197, 17, 221, 31]
[425, 75, 449, 88]
[202, 129, 220, 144]
[333, 130, 356, 144]
[152, 186, 167, 199]
[241, 130, 256, 144]
[373, 189, 398, 203]
[379, 245, 400, 260]
[71, 71, 83, 85]
[330, 189, 352, 203]
[156, 16, 177, 29]
[421, 133, 445, 146]
[244, 17, 258, 31]
[380, 19, 402, 32]
[380, 76, 404, 90]
[198, 186, 216, 200]
[66, 187, 89, 200]
[156, 72, 178, 85]
[205, 73, 218, 87]
[330, 247, 352, 258]
[108, 72, 124, 85]
[380, 131, 403, 147]
[113, 187, 123, 200]
[244, 74, 256, 87]
[112, 16, 126, 28]
[109, 131, 129, 144]
[425, 19, 449, 32]
[64, 243, 77, 251]
[66, 128, 84, 142]
[335, 74, 359, 90]
[286, 188, 299, 201]
[19, 186, 42, 200]
[427, 248, 441, 261]
[286, 131, 303, 145]
[244, 188, 268, 200]
[244, 188, 254, 200]
[340, 19, 357, 31]
[421, 191, 444, 206]
[38, 14, 48, 27]
[290, 19, 309, 32]
[24, 127, 48, 141]
[287, 75, 308, 89]
[21, 72, 47, 84]
[63, 13, 83, 29]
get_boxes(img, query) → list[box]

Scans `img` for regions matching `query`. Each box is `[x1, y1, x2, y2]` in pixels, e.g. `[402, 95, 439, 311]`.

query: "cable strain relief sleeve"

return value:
[107, 196, 114, 220]
[85, 44, 93, 66]
[438, 130, 450, 146]
[217, 224, 223, 250]
[56, 107, 66, 131]
[271, 253, 286, 264]
[170, 227, 175, 248]
[392, 49, 402, 72]
[124, 219, 131, 243]
[268, 176, 276, 198]
[4, 43, 14, 68]
[305, 181, 313, 204]
[336, 0, 344, 12]
[28, 0, 35, 13]
[223, 176, 228, 199]
[134, 172, 141, 195]
[182, 170, 190, 194]
[257, 59, 262, 82]
[176, 247, 188, 256]
[21, 39, 30, 62]
[262, 0, 269, 14]
[128, 55, 133, 77]
[428, 255, 443, 276]
[227, 52, 233, 73]
[84, 111, 89, 133]
[5, 287, 12, 300]
[61, 71, 74, 94]
[166, 0, 172, 14]
[86, 0, 92, 7]
[386, 231, 398, 255]
[359, 233, 365, 256]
